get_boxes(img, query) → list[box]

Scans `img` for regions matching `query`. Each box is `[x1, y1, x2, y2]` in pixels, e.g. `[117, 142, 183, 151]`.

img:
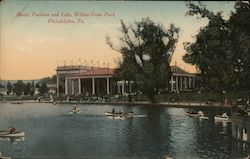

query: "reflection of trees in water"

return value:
[123, 106, 172, 158]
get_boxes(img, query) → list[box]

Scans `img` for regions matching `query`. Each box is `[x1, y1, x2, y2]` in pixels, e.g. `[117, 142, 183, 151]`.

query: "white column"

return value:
[171, 76, 174, 91]
[71, 79, 74, 95]
[117, 82, 121, 94]
[180, 76, 183, 90]
[193, 77, 195, 88]
[65, 77, 68, 95]
[176, 76, 178, 92]
[129, 81, 132, 93]
[189, 77, 191, 89]
[92, 78, 95, 95]
[184, 77, 187, 90]
[106, 78, 110, 95]
[122, 80, 125, 95]
[57, 75, 59, 95]
[78, 78, 81, 94]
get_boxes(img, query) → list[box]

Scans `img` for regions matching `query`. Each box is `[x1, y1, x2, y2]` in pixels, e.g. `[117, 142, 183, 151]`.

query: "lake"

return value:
[0, 103, 249, 159]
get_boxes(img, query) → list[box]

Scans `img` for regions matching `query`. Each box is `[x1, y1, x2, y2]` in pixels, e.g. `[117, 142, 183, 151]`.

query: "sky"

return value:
[0, 0, 235, 80]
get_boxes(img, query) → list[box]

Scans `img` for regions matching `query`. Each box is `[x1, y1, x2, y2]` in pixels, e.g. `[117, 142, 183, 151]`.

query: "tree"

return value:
[13, 80, 25, 96]
[6, 82, 13, 95]
[183, 1, 250, 92]
[24, 83, 32, 95]
[228, 1, 250, 90]
[29, 81, 35, 96]
[106, 18, 179, 102]
[38, 82, 48, 96]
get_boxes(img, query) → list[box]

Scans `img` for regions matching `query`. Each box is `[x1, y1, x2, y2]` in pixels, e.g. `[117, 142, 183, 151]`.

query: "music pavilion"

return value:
[56, 65, 197, 96]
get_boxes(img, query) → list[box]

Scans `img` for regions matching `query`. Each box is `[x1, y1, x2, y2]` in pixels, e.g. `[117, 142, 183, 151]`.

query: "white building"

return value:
[56, 65, 197, 96]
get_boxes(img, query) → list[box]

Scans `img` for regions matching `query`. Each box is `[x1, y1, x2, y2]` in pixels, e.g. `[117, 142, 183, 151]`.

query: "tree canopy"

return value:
[107, 18, 179, 102]
[183, 1, 250, 92]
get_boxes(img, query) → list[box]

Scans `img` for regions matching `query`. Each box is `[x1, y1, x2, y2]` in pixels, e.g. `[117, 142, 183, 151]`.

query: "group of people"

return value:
[8, 126, 16, 134]
[111, 108, 134, 114]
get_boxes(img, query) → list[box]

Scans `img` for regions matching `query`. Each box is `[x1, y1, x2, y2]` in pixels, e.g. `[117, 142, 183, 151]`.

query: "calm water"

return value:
[0, 103, 249, 159]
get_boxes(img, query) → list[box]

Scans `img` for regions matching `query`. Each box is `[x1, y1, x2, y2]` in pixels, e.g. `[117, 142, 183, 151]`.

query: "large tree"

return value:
[228, 1, 250, 90]
[38, 82, 49, 96]
[107, 18, 179, 102]
[183, 1, 250, 92]
[24, 82, 32, 95]
[13, 80, 25, 96]
[6, 82, 13, 95]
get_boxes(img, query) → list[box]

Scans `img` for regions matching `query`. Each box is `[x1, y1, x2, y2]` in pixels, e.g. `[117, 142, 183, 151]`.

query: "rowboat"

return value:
[71, 107, 80, 113]
[104, 112, 134, 118]
[187, 111, 204, 117]
[214, 113, 231, 122]
[0, 131, 25, 137]
[11, 101, 23, 104]
[187, 111, 209, 119]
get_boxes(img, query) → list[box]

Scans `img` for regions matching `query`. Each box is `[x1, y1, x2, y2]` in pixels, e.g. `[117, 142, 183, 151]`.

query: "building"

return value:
[56, 65, 197, 96]
[56, 66, 116, 96]
[170, 65, 196, 92]
[46, 84, 57, 94]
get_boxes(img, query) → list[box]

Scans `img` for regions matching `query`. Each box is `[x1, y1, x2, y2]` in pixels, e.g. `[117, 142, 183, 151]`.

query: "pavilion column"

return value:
[106, 78, 110, 95]
[57, 75, 59, 96]
[189, 77, 191, 89]
[129, 81, 132, 93]
[193, 77, 195, 88]
[71, 79, 74, 95]
[171, 76, 174, 91]
[78, 78, 81, 94]
[92, 78, 95, 95]
[176, 76, 178, 92]
[117, 82, 121, 94]
[180, 76, 183, 90]
[122, 80, 125, 95]
[65, 77, 68, 95]
[184, 77, 187, 90]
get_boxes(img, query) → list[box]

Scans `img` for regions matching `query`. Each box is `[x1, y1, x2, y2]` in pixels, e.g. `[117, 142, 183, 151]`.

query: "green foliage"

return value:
[38, 83, 49, 96]
[6, 82, 12, 95]
[183, 1, 250, 92]
[24, 83, 32, 95]
[0, 83, 4, 88]
[107, 18, 179, 102]
[13, 80, 25, 96]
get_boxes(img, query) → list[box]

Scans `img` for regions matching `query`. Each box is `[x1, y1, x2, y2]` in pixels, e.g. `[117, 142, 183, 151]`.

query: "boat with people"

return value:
[187, 110, 209, 119]
[11, 101, 23, 104]
[214, 112, 231, 122]
[71, 106, 80, 113]
[105, 108, 134, 118]
[0, 127, 25, 138]
[0, 131, 25, 137]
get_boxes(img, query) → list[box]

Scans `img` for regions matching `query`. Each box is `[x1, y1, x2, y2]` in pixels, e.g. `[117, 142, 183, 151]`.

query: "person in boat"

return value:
[130, 110, 134, 114]
[222, 113, 228, 118]
[112, 108, 115, 114]
[8, 126, 16, 134]
[119, 109, 123, 114]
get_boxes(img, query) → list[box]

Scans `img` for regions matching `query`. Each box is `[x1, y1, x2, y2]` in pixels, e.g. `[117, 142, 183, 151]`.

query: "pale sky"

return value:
[0, 0, 235, 80]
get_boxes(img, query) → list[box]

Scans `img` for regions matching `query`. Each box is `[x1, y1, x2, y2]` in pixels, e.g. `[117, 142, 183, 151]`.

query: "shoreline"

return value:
[2, 100, 232, 109]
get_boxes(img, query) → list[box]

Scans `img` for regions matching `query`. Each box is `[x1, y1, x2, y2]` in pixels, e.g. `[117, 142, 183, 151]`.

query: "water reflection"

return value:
[0, 137, 25, 143]
[0, 103, 249, 158]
